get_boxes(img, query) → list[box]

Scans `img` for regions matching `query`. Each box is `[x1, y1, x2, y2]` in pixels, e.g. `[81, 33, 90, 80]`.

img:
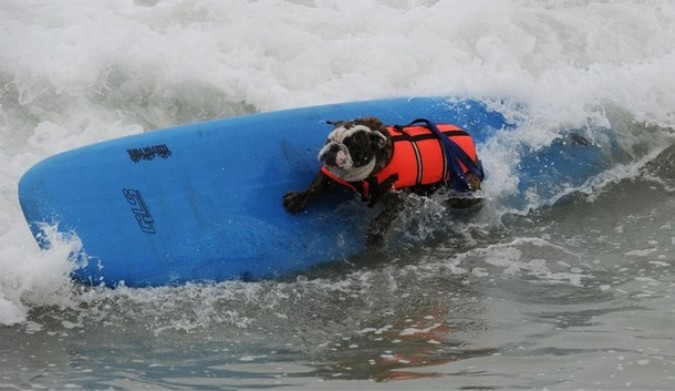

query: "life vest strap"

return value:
[390, 129, 469, 143]
[320, 167, 395, 207]
[404, 118, 485, 192]
[365, 173, 399, 207]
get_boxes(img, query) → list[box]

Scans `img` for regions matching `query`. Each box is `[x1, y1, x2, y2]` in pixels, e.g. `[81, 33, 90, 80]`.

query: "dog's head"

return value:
[319, 117, 391, 182]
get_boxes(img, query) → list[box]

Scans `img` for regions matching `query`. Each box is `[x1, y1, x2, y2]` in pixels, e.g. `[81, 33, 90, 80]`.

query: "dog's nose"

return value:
[321, 152, 336, 166]
[320, 144, 340, 164]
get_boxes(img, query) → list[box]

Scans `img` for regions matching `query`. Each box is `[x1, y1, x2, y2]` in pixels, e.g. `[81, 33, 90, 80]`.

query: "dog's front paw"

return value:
[283, 191, 309, 214]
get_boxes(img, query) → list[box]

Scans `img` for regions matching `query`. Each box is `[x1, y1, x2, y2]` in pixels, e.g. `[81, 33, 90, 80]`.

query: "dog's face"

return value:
[318, 117, 390, 182]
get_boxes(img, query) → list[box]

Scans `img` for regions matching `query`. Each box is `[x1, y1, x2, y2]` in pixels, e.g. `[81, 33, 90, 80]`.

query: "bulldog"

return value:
[283, 117, 483, 246]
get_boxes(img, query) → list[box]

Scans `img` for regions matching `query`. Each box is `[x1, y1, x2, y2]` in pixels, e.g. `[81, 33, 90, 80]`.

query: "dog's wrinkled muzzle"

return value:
[319, 143, 352, 170]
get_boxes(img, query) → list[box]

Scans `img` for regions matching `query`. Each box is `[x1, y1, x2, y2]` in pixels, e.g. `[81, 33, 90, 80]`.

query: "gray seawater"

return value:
[2, 0, 675, 389]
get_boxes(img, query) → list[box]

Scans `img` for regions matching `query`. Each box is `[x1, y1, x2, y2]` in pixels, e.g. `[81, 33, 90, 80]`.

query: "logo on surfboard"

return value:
[123, 188, 156, 234]
[127, 144, 172, 163]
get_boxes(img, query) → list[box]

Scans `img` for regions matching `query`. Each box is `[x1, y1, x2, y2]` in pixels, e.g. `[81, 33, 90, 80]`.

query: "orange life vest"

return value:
[321, 120, 482, 205]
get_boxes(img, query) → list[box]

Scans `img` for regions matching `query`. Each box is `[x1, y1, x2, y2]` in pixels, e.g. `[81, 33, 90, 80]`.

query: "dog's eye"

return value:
[343, 138, 355, 148]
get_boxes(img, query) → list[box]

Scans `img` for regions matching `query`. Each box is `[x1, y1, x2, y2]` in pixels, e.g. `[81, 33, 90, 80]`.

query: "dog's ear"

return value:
[370, 131, 388, 149]
[357, 117, 388, 149]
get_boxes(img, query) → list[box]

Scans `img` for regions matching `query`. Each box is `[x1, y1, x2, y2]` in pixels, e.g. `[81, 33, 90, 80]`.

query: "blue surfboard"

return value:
[18, 97, 603, 287]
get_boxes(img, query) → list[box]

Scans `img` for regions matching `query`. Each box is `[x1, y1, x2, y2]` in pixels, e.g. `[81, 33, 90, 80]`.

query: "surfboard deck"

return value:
[18, 97, 602, 287]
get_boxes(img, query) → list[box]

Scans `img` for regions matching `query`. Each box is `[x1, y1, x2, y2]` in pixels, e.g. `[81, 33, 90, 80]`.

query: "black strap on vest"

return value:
[367, 174, 399, 207]
[348, 174, 399, 207]
[404, 119, 485, 193]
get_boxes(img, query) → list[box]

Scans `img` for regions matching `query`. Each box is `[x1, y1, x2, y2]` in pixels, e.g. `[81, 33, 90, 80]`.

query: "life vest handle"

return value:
[404, 118, 485, 192]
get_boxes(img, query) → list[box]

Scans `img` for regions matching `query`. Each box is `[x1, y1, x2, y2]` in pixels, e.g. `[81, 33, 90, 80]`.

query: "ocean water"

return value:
[2, 0, 675, 389]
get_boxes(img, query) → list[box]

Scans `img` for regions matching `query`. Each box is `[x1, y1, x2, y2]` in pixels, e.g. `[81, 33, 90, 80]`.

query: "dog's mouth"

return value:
[325, 150, 352, 170]
[319, 143, 353, 170]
